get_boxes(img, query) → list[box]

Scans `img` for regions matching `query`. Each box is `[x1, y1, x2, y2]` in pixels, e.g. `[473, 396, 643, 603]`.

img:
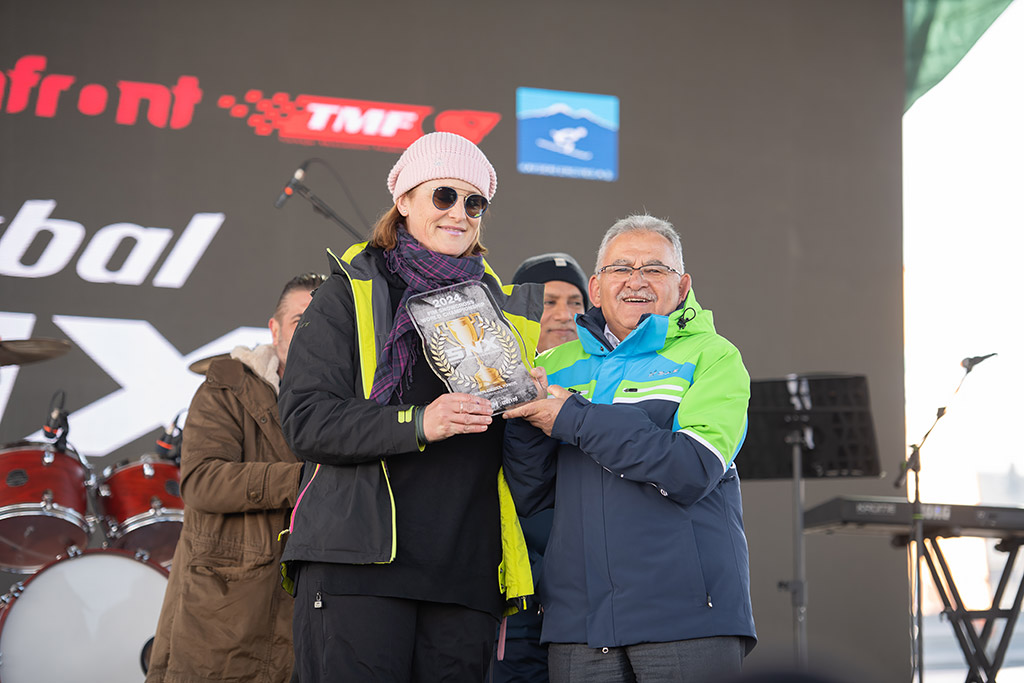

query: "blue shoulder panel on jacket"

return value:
[546, 356, 601, 392]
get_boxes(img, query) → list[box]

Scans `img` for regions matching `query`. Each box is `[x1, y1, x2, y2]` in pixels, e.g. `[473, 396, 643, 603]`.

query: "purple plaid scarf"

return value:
[370, 228, 485, 404]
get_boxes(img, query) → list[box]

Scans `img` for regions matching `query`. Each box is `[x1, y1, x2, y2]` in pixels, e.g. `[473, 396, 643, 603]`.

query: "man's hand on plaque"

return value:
[525, 366, 549, 398]
[503, 380, 571, 437]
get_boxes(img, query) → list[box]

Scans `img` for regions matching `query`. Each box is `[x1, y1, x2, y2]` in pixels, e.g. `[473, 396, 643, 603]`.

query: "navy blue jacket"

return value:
[502, 295, 756, 651]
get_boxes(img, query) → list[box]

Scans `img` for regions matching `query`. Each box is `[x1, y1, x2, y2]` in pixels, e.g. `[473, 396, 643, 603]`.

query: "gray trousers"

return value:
[548, 636, 746, 683]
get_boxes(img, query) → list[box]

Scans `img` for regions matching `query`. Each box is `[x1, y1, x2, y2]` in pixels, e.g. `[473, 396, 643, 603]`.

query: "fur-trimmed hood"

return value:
[230, 344, 281, 394]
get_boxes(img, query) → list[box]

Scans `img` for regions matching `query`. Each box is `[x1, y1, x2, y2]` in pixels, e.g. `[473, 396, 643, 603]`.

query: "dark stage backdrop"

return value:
[0, 1, 906, 679]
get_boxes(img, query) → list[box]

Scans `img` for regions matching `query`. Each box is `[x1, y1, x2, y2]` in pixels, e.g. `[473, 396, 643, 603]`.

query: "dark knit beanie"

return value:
[512, 252, 589, 308]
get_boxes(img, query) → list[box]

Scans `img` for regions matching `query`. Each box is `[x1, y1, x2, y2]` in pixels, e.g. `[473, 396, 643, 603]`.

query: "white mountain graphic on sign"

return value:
[517, 102, 617, 131]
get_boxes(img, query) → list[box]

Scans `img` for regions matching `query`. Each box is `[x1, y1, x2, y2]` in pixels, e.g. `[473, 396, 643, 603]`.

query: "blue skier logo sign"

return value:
[516, 87, 619, 182]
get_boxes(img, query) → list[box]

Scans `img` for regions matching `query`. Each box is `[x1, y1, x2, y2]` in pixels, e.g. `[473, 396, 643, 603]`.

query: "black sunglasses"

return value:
[431, 186, 488, 218]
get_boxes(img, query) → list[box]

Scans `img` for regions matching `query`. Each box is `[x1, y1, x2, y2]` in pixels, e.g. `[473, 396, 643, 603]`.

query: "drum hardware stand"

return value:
[744, 374, 880, 669]
[84, 511, 100, 535]
[92, 474, 112, 543]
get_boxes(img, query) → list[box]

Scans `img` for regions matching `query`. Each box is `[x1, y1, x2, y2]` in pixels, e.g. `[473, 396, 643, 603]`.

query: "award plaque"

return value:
[406, 282, 538, 414]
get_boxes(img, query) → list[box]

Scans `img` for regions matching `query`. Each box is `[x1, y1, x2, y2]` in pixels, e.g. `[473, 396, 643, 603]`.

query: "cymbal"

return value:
[188, 353, 231, 375]
[0, 338, 73, 367]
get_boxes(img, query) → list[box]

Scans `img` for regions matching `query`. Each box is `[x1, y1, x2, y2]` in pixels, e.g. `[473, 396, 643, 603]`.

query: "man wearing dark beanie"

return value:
[490, 253, 588, 683]
[512, 252, 589, 354]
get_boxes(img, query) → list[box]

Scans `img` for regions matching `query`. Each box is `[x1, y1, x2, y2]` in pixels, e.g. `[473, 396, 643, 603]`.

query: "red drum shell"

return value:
[0, 442, 90, 573]
[97, 459, 183, 567]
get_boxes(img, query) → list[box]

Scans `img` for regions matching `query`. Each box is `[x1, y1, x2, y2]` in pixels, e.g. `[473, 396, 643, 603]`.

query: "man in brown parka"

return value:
[146, 273, 324, 683]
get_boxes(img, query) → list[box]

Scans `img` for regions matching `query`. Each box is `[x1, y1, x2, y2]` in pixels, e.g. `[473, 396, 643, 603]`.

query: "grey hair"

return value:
[594, 214, 685, 275]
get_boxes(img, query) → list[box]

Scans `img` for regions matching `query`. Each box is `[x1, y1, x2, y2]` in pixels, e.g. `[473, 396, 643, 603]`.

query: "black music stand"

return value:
[744, 374, 880, 665]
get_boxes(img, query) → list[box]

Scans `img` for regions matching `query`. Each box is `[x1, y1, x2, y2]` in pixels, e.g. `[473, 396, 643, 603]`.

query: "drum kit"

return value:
[0, 338, 191, 682]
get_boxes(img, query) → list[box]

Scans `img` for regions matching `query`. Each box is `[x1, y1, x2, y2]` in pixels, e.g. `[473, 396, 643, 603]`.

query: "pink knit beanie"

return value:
[387, 132, 497, 203]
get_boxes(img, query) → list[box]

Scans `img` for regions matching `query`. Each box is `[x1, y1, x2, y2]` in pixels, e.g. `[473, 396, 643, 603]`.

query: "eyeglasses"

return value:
[596, 264, 681, 281]
[431, 186, 488, 219]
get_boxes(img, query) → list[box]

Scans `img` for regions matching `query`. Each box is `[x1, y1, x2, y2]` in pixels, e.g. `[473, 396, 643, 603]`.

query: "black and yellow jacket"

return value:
[278, 242, 540, 614]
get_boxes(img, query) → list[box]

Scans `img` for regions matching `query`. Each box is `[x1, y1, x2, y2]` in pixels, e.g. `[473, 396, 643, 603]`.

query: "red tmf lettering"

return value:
[278, 95, 501, 150]
[0, 55, 202, 128]
[280, 95, 432, 150]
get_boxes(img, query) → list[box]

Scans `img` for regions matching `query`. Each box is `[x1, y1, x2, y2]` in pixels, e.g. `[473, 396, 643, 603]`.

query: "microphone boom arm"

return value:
[291, 182, 365, 242]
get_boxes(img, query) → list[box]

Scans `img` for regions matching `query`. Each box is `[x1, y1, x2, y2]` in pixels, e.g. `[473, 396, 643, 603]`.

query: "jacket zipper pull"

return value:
[706, 593, 713, 608]
[314, 591, 323, 609]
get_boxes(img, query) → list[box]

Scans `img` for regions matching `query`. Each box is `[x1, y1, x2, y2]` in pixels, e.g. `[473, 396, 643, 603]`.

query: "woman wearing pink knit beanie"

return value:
[279, 132, 541, 682]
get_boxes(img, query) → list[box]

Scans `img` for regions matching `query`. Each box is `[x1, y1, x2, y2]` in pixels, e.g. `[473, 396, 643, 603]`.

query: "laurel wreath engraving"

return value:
[478, 318, 519, 380]
[429, 326, 475, 389]
[428, 317, 519, 388]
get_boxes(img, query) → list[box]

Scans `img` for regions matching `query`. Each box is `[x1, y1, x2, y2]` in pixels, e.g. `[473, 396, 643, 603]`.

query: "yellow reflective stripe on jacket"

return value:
[340, 241, 367, 263]
[328, 246, 376, 399]
[497, 468, 533, 614]
[503, 311, 539, 369]
[378, 460, 398, 562]
[492, 275, 540, 371]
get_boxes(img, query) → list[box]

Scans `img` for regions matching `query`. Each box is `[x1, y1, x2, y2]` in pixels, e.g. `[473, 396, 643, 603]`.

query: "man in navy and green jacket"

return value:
[502, 215, 756, 682]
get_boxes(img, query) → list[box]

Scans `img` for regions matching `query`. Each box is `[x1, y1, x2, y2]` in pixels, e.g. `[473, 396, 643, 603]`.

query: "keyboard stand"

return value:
[893, 533, 1024, 683]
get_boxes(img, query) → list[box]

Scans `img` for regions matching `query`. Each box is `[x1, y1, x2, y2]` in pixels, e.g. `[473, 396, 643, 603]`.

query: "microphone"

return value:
[155, 412, 184, 464]
[42, 389, 66, 439]
[42, 389, 70, 451]
[961, 353, 997, 372]
[274, 162, 309, 209]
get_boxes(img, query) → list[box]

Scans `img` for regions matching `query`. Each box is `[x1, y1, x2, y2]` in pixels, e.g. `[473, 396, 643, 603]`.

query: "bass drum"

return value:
[0, 549, 168, 683]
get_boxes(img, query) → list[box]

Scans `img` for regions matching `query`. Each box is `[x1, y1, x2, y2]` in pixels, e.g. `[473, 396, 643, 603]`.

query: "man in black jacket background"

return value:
[490, 252, 589, 683]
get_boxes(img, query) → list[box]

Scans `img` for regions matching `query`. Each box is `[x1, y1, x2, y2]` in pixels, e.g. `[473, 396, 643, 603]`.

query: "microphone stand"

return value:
[291, 182, 365, 243]
[896, 366, 971, 683]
